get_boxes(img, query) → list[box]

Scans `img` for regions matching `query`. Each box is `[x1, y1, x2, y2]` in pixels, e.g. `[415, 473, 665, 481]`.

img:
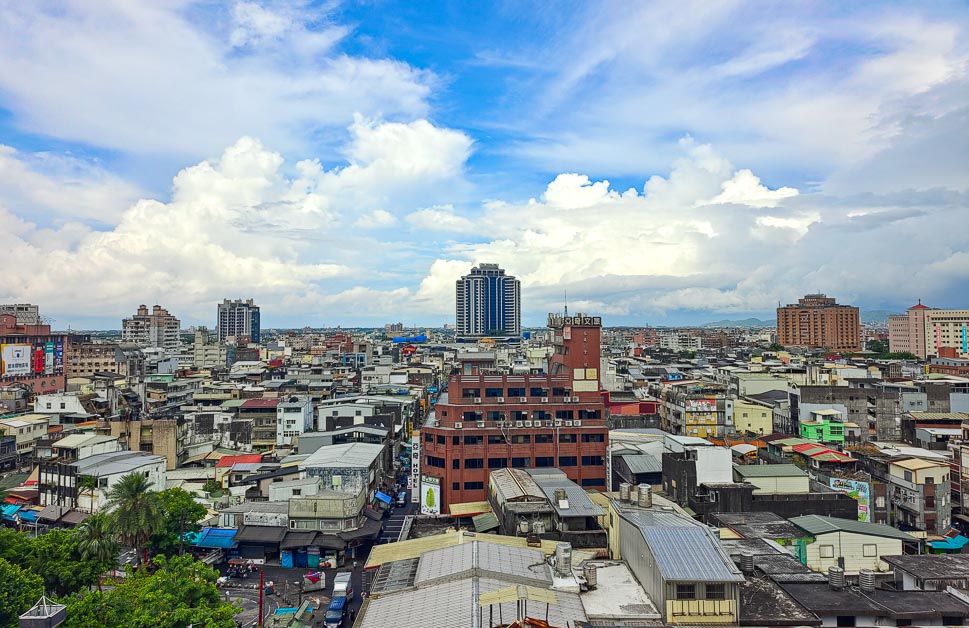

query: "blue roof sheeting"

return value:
[17, 509, 38, 522]
[195, 527, 239, 549]
[929, 535, 969, 551]
[375, 491, 392, 504]
[1, 504, 22, 520]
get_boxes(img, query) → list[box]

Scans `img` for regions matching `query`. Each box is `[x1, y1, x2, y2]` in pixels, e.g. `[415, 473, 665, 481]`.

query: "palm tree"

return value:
[75, 513, 119, 591]
[105, 473, 163, 567]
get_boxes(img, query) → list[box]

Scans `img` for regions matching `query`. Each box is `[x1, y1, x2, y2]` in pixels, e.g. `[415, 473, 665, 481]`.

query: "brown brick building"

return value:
[777, 293, 861, 352]
[420, 314, 608, 509]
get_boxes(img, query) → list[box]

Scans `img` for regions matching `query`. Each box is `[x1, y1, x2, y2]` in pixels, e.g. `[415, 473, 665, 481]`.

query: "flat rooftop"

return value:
[577, 562, 660, 623]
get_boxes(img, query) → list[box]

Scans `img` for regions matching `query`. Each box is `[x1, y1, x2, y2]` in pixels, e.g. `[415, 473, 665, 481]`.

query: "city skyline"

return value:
[1, 3, 968, 328]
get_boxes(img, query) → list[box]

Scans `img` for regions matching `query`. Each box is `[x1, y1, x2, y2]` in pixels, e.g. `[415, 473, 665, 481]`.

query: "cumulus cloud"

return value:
[354, 210, 397, 229]
[709, 169, 799, 208]
[406, 205, 476, 233]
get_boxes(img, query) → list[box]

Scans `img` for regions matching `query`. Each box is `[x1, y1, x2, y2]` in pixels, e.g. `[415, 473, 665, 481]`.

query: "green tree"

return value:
[867, 339, 886, 354]
[148, 488, 208, 558]
[0, 557, 43, 627]
[27, 529, 103, 598]
[0, 527, 33, 566]
[62, 555, 238, 628]
[106, 473, 163, 566]
[75, 514, 119, 592]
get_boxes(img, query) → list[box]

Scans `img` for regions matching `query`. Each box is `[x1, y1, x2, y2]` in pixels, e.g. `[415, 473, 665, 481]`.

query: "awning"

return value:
[37, 505, 70, 522]
[929, 535, 969, 551]
[235, 525, 286, 545]
[375, 491, 392, 504]
[362, 507, 383, 521]
[280, 531, 318, 550]
[17, 509, 39, 522]
[472, 512, 500, 532]
[316, 534, 346, 550]
[2, 504, 24, 520]
[196, 527, 238, 549]
[59, 510, 90, 526]
[339, 519, 382, 542]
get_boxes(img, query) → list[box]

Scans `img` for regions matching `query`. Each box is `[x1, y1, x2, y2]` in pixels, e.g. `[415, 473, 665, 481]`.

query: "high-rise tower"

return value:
[455, 263, 520, 337]
[217, 299, 261, 343]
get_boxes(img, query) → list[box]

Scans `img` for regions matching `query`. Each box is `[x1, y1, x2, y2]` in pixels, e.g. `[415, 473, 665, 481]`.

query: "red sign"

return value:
[34, 349, 44, 373]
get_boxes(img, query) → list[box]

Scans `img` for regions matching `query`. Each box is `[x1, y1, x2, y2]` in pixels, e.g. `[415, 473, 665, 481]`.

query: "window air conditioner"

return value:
[497, 397, 505, 403]
[564, 420, 573, 427]
[454, 422, 463, 429]
[474, 397, 482, 404]
[541, 397, 549, 403]
[574, 420, 582, 427]
[519, 397, 527, 403]
[524, 421, 533, 427]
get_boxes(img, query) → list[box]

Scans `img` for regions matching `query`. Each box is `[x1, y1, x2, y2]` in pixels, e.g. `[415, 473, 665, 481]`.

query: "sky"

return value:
[1, 0, 968, 330]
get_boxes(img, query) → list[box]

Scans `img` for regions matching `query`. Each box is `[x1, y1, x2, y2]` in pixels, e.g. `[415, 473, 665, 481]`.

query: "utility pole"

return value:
[258, 569, 264, 628]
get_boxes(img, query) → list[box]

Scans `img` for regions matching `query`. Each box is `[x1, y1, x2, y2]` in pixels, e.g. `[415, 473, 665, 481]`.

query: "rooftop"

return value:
[364, 529, 569, 569]
[578, 562, 660, 623]
[733, 464, 807, 479]
[299, 442, 384, 469]
[710, 512, 804, 540]
[881, 554, 969, 580]
[891, 457, 948, 471]
[72, 451, 165, 476]
[780, 583, 969, 619]
[525, 468, 604, 518]
[50, 433, 118, 450]
[790, 515, 916, 542]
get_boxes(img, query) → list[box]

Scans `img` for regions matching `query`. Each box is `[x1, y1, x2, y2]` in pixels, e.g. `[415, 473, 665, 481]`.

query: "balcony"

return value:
[666, 599, 736, 624]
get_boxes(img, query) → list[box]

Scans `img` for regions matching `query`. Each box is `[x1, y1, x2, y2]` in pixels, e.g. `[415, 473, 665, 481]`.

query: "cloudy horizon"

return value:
[1, 1, 967, 330]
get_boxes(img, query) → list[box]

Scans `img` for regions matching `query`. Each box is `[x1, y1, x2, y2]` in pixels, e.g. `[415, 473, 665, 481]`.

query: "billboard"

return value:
[420, 474, 441, 515]
[1, 344, 32, 377]
[686, 398, 717, 411]
[411, 434, 421, 504]
[829, 477, 871, 522]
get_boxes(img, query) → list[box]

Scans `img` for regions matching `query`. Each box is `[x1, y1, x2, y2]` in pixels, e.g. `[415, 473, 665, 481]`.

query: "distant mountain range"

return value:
[861, 310, 898, 324]
[700, 318, 774, 328]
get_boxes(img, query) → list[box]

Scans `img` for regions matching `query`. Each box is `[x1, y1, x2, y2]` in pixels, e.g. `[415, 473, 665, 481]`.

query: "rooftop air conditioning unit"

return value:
[564, 420, 573, 427]
[574, 420, 582, 427]
[524, 421, 533, 427]
[515, 421, 524, 428]
[546, 420, 554, 427]
[498, 397, 505, 403]
[455, 422, 463, 429]
[519, 397, 527, 403]
[474, 397, 482, 404]
[541, 397, 549, 403]
[572, 396, 581, 402]
[555, 419, 563, 427]
[476, 421, 485, 428]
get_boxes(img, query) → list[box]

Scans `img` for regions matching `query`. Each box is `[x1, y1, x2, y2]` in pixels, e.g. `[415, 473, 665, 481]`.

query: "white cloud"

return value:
[354, 210, 397, 229]
[406, 205, 476, 233]
[709, 169, 799, 208]
[0, 2, 431, 157]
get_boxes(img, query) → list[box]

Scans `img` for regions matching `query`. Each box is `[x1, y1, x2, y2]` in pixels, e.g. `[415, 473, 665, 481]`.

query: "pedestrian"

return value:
[349, 607, 355, 623]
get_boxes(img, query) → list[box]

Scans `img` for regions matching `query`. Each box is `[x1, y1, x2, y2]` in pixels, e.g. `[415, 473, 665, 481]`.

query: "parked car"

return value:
[396, 491, 407, 507]
[324, 595, 347, 628]
[332, 571, 353, 600]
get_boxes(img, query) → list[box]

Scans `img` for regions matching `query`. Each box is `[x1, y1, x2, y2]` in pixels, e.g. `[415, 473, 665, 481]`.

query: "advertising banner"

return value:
[411, 434, 421, 504]
[54, 340, 64, 374]
[1, 344, 32, 377]
[686, 399, 717, 412]
[44, 342, 54, 375]
[420, 474, 441, 515]
[829, 477, 871, 522]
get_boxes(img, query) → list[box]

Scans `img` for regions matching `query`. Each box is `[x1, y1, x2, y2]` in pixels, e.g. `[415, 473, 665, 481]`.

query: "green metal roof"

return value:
[733, 464, 807, 478]
[472, 512, 499, 532]
[790, 515, 916, 541]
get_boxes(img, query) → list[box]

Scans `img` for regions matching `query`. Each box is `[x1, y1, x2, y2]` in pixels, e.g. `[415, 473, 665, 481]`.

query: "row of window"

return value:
[460, 410, 602, 421]
[451, 477, 605, 491]
[430, 455, 605, 469]
[427, 433, 604, 445]
[461, 387, 572, 398]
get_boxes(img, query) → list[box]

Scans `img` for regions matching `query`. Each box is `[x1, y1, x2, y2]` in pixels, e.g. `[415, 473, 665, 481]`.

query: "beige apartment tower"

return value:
[121, 304, 181, 350]
[888, 302, 969, 359]
[777, 293, 860, 352]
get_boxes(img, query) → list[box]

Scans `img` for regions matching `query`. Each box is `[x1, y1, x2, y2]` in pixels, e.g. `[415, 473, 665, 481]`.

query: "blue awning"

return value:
[196, 527, 239, 549]
[1, 504, 22, 520]
[17, 509, 38, 522]
[929, 535, 969, 551]
[375, 491, 391, 504]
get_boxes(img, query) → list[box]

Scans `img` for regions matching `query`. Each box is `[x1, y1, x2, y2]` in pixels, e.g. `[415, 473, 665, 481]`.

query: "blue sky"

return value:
[0, 1, 968, 329]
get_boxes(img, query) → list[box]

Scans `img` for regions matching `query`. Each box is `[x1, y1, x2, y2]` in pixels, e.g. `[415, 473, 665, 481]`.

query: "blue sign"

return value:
[375, 491, 391, 504]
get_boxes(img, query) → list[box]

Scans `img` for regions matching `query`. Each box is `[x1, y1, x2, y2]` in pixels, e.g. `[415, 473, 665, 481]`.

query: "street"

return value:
[225, 485, 416, 626]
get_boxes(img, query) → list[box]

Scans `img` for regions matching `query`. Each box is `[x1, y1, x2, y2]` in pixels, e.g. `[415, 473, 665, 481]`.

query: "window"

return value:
[581, 478, 605, 487]
[530, 387, 547, 397]
[819, 545, 835, 558]
[552, 387, 569, 397]
[452, 482, 460, 491]
[488, 435, 505, 445]
[511, 434, 531, 444]
[462, 388, 480, 398]
[535, 434, 553, 443]
[675, 584, 696, 600]
[581, 455, 604, 466]
[463, 482, 484, 490]
[512, 457, 530, 468]
[581, 433, 604, 443]
[555, 410, 574, 420]
[942, 617, 963, 626]
[292, 489, 302, 496]
[559, 433, 577, 443]
[535, 456, 554, 467]
[464, 458, 484, 469]
[436, 435, 445, 444]
[452, 459, 460, 469]
[578, 409, 601, 420]
[507, 388, 525, 397]
[425, 433, 433, 443]
[705, 584, 725, 600]
[485, 388, 503, 398]
[464, 435, 483, 445]
[904, 470, 913, 482]
[862, 544, 877, 557]
[558, 456, 577, 467]
[925, 476, 935, 484]
[463, 412, 478, 421]
[425, 456, 445, 468]
[488, 458, 507, 469]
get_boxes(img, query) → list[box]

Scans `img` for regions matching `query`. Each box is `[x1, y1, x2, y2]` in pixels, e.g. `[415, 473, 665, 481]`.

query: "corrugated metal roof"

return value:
[623, 509, 744, 583]
[300, 442, 383, 469]
[733, 464, 807, 478]
[790, 515, 916, 541]
[618, 454, 662, 475]
[449, 500, 492, 517]
[525, 469, 604, 518]
[364, 530, 564, 569]
[472, 512, 499, 532]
